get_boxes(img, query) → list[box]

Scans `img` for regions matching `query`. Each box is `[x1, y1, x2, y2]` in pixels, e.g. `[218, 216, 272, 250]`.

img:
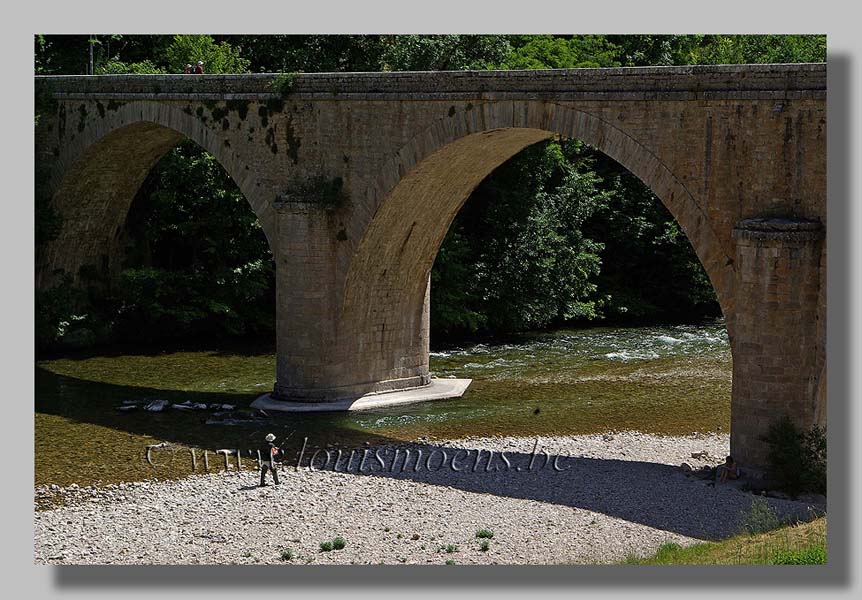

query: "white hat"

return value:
[198, 61, 204, 65]
[265, 433, 276, 442]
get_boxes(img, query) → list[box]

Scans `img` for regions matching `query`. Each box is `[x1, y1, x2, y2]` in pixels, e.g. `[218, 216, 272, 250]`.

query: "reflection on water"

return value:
[35, 321, 731, 488]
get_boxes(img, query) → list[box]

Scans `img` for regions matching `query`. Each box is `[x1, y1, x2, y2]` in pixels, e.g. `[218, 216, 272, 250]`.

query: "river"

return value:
[35, 320, 731, 488]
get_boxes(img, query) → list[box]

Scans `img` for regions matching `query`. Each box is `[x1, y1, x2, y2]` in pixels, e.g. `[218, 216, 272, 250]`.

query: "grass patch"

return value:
[772, 545, 827, 565]
[622, 517, 826, 565]
[319, 541, 333, 552]
[279, 548, 294, 561]
[479, 540, 490, 552]
[476, 529, 494, 539]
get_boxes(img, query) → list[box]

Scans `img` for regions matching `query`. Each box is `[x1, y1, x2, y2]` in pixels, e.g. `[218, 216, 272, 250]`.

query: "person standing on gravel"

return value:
[259, 433, 281, 487]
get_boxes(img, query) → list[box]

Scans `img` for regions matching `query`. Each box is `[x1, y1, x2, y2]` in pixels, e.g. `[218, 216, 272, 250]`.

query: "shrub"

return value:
[475, 529, 494, 539]
[479, 540, 490, 552]
[319, 537, 345, 552]
[737, 496, 781, 535]
[96, 59, 165, 75]
[763, 417, 827, 497]
[280, 548, 294, 561]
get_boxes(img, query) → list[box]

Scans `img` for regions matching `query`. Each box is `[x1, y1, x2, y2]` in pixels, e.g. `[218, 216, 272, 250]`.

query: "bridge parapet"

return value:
[36, 63, 825, 102]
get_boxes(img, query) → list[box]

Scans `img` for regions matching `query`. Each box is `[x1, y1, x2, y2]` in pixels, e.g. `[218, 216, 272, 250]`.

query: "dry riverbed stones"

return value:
[34, 432, 822, 565]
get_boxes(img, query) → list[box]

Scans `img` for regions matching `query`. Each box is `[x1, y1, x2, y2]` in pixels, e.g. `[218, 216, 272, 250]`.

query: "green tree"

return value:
[432, 140, 606, 333]
[692, 35, 826, 64]
[109, 141, 273, 341]
[583, 151, 719, 321]
[379, 35, 513, 71]
[225, 35, 390, 73]
[160, 35, 250, 74]
[608, 34, 704, 66]
[501, 35, 621, 69]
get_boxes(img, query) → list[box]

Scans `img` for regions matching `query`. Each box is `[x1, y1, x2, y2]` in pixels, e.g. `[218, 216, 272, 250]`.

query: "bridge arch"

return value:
[340, 101, 737, 386]
[39, 100, 276, 288]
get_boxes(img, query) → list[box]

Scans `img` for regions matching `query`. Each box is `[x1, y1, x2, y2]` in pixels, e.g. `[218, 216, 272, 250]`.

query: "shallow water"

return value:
[35, 321, 731, 488]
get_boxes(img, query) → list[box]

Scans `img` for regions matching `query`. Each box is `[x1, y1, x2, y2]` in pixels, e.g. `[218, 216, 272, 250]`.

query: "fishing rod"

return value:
[273, 430, 296, 470]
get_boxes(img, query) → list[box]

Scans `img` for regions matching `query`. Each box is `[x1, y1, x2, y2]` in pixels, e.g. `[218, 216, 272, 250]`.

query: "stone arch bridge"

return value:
[35, 64, 827, 468]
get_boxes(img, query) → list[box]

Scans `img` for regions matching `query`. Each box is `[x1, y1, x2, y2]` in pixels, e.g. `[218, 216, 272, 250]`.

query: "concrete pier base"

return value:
[251, 378, 471, 413]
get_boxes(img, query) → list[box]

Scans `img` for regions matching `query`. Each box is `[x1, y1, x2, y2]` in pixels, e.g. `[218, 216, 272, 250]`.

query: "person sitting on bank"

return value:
[717, 455, 740, 484]
[259, 433, 281, 487]
[194, 60, 204, 74]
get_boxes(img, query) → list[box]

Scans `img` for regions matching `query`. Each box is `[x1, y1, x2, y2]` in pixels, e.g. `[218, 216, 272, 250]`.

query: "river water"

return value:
[35, 321, 731, 488]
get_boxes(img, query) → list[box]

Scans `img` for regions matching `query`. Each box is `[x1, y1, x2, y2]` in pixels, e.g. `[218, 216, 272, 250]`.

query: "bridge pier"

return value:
[730, 218, 825, 469]
[272, 204, 342, 401]
[271, 204, 436, 403]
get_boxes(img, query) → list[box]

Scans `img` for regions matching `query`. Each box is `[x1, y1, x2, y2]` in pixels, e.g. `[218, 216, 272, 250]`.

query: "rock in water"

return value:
[172, 401, 209, 411]
[144, 400, 169, 412]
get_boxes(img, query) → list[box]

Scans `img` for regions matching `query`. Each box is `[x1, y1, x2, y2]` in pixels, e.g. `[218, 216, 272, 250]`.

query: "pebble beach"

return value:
[34, 432, 824, 565]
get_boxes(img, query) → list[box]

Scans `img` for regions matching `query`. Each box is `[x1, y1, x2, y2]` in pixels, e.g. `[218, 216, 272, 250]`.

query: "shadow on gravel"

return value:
[302, 441, 821, 541]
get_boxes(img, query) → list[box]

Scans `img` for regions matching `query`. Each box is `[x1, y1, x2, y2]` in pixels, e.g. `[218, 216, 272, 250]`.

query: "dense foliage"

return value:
[34, 35, 826, 350]
[114, 143, 274, 341]
[433, 141, 607, 333]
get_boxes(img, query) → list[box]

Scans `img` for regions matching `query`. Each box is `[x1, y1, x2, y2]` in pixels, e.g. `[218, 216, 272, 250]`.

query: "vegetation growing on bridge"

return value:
[271, 72, 297, 97]
[34, 34, 826, 351]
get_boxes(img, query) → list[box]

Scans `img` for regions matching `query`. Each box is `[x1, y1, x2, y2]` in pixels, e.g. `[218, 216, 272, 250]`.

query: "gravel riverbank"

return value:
[34, 432, 824, 565]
